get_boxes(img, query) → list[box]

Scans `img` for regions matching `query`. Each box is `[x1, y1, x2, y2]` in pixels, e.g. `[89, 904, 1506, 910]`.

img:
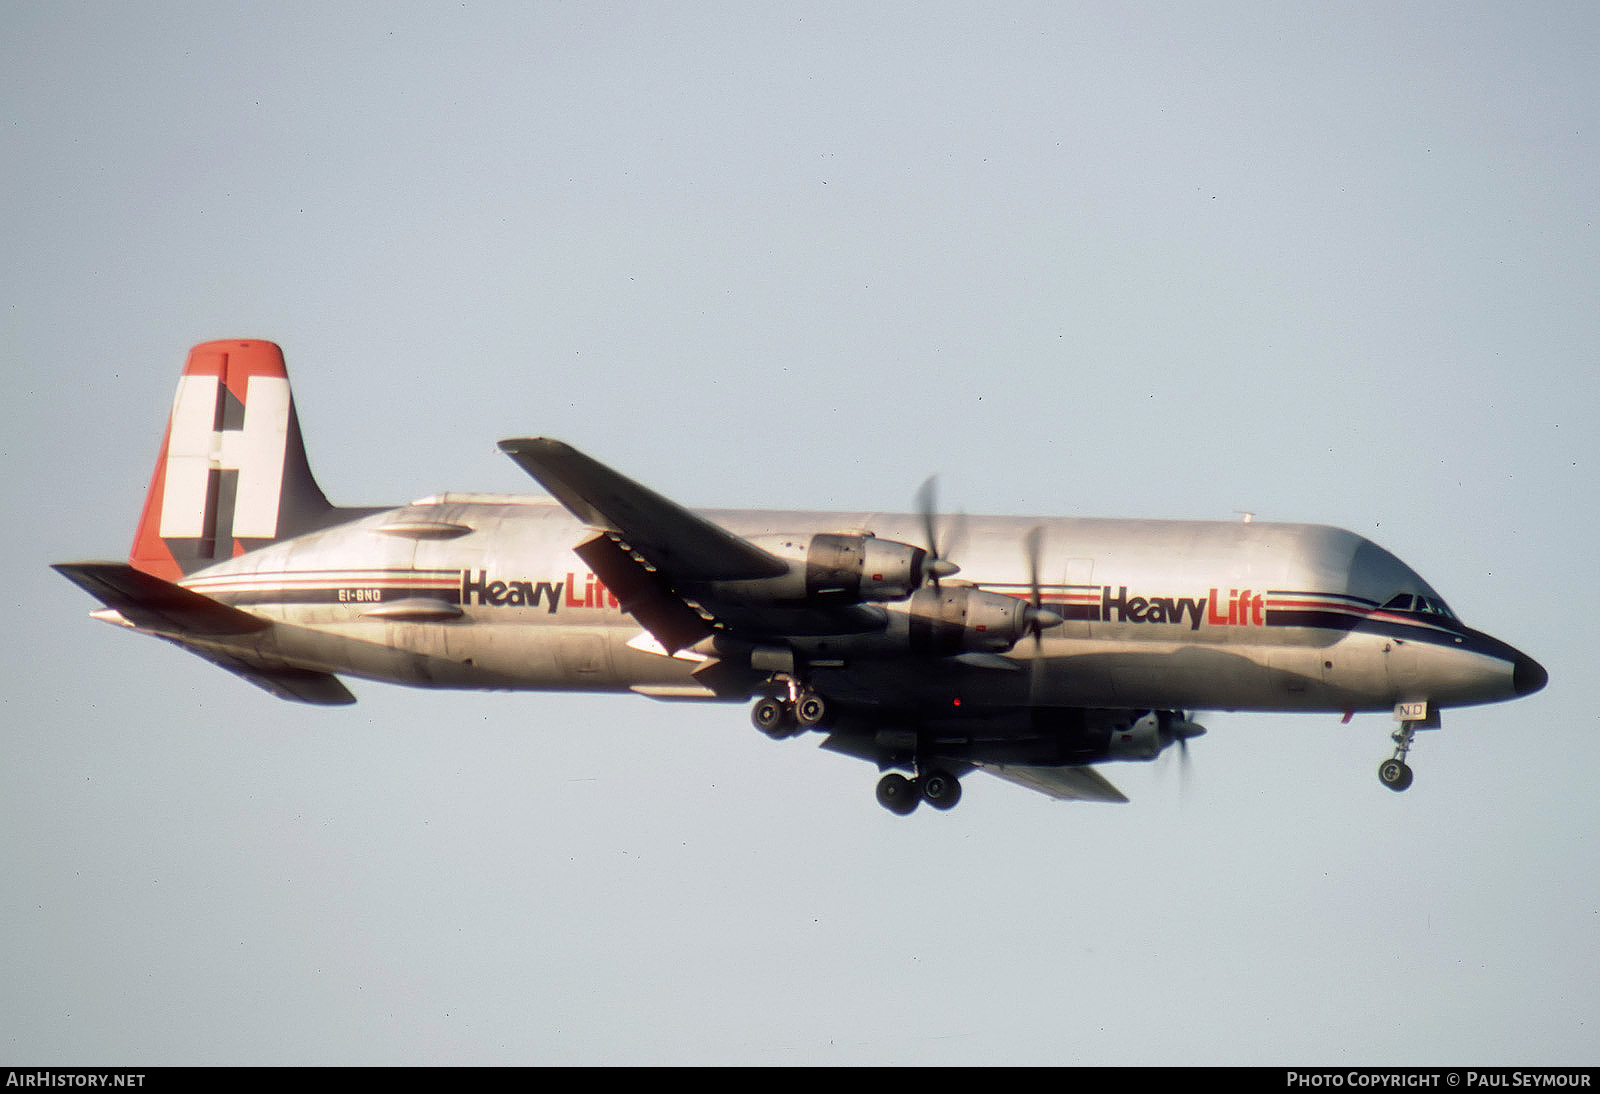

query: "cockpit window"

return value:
[1418, 596, 1457, 621]
[1381, 593, 1458, 621]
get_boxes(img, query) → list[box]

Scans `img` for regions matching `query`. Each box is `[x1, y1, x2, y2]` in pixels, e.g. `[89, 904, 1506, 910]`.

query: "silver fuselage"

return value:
[155, 494, 1534, 717]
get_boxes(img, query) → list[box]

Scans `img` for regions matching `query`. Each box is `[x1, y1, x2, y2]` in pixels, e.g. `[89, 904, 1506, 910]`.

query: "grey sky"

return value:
[4, 2, 1596, 1065]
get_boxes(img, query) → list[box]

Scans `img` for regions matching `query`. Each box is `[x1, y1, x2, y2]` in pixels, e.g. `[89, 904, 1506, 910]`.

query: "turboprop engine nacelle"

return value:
[789, 584, 1046, 660]
[1106, 711, 1208, 761]
[901, 584, 1039, 656]
[705, 532, 946, 605]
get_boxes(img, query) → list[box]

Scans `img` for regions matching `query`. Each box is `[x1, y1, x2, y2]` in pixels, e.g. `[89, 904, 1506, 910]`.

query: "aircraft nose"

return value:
[1513, 652, 1548, 697]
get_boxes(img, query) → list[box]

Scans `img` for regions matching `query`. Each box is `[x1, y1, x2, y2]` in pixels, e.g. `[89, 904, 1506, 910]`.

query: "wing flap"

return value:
[498, 438, 788, 582]
[572, 532, 712, 653]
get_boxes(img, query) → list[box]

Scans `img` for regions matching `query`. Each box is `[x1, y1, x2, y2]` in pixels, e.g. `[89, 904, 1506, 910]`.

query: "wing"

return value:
[497, 438, 788, 582]
[975, 762, 1131, 803]
[498, 438, 886, 657]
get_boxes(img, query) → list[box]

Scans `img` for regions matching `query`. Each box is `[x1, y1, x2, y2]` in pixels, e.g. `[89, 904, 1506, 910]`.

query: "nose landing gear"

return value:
[1378, 702, 1438, 792]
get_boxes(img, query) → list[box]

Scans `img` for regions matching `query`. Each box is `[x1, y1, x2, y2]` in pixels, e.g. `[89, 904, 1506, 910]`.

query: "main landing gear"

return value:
[875, 768, 963, 816]
[749, 687, 831, 739]
[748, 691, 965, 815]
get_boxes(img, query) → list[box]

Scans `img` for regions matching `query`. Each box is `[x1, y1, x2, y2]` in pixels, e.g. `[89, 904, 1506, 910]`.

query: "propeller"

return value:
[1022, 525, 1063, 702]
[1159, 711, 1208, 798]
[1022, 525, 1063, 646]
[915, 476, 962, 589]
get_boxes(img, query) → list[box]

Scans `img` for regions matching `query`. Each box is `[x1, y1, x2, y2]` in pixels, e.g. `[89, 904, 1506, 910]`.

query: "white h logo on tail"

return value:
[159, 374, 291, 540]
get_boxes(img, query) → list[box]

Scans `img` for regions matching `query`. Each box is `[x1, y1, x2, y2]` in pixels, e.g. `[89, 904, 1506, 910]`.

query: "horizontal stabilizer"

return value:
[55, 561, 356, 704]
[498, 438, 789, 582]
[53, 561, 270, 636]
[976, 763, 1130, 804]
[184, 646, 357, 705]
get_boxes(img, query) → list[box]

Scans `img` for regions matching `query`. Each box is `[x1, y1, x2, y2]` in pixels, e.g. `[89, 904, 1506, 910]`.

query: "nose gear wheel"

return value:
[1378, 721, 1419, 792]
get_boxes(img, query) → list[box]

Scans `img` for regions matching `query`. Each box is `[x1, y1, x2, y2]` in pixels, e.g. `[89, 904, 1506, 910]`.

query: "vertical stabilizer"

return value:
[129, 340, 338, 581]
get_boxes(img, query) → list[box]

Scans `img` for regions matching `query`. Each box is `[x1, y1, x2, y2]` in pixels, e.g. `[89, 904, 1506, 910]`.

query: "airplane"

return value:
[55, 340, 1548, 814]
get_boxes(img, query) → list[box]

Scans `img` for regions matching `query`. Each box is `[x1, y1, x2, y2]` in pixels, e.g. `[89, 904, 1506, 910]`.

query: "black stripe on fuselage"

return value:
[210, 586, 462, 607]
[186, 568, 464, 608]
[1267, 604, 1516, 663]
[1350, 616, 1519, 663]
